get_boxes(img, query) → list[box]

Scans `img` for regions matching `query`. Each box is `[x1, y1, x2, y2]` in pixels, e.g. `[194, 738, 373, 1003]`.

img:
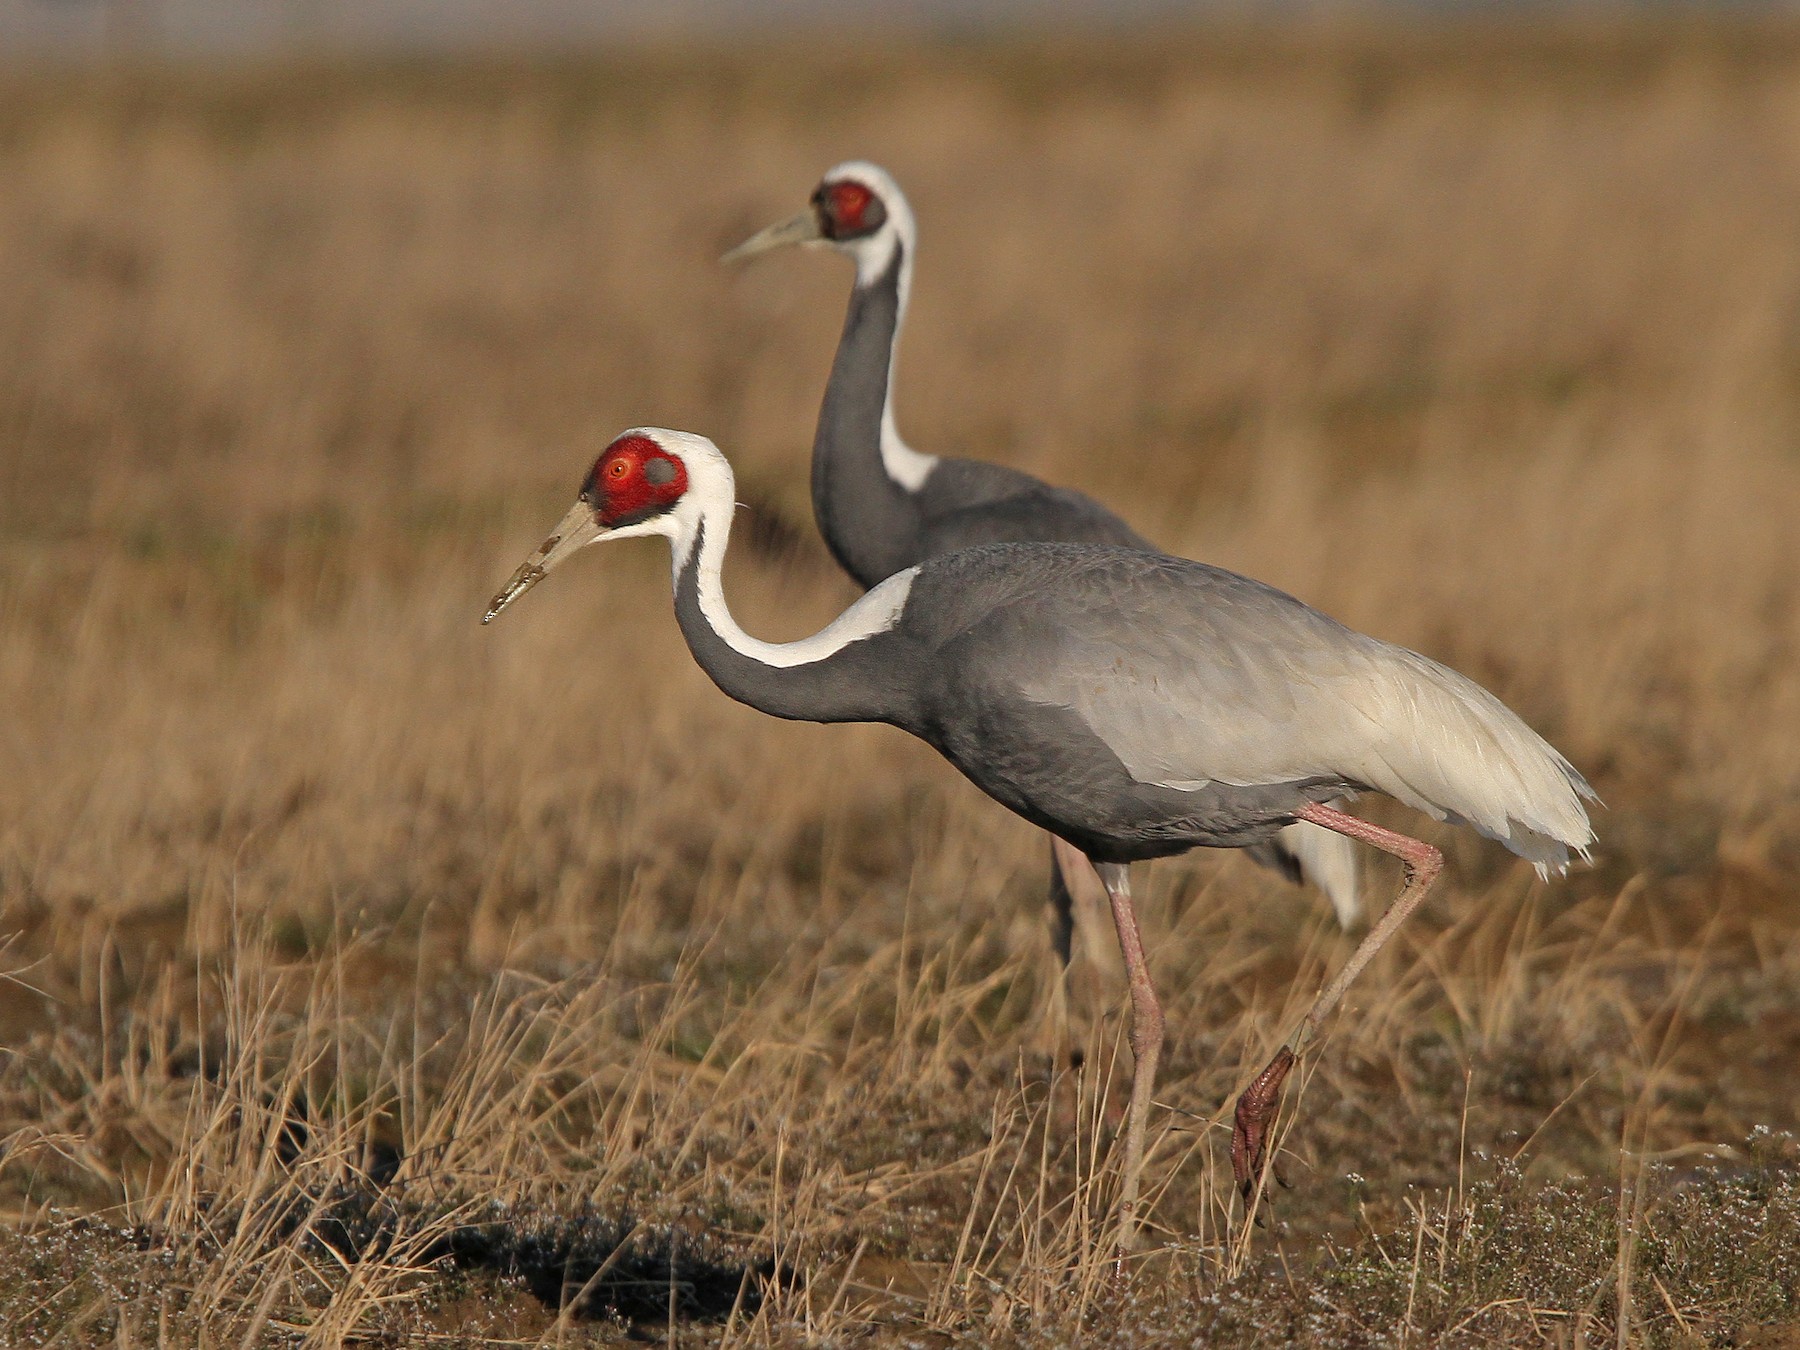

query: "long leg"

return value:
[1232, 802, 1443, 1211]
[1049, 835, 1109, 967]
[1049, 835, 1120, 1057]
[1035, 836, 1112, 1073]
[1048, 837, 1078, 967]
[1094, 860, 1165, 1251]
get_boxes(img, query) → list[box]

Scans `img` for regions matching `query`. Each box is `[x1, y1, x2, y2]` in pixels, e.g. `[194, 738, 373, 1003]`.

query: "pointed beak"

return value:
[482, 498, 604, 625]
[720, 210, 824, 265]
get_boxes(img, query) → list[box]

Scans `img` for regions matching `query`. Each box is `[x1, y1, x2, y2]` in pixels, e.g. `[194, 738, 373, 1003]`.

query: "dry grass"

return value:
[3, 17, 1800, 1345]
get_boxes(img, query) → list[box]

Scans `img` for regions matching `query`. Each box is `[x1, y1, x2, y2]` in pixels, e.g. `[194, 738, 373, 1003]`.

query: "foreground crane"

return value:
[484, 428, 1596, 1247]
[724, 160, 1363, 973]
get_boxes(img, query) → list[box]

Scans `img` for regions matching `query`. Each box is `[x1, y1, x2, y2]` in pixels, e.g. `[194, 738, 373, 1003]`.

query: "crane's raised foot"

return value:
[1231, 1045, 1296, 1216]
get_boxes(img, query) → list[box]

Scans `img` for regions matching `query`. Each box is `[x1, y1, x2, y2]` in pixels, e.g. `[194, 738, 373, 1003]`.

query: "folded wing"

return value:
[986, 551, 1596, 874]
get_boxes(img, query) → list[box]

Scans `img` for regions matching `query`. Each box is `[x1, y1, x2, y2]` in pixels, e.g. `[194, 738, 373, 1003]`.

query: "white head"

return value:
[722, 160, 917, 289]
[482, 428, 731, 624]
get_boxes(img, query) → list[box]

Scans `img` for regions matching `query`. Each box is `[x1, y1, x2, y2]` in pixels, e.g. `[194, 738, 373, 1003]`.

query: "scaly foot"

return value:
[1231, 1046, 1296, 1214]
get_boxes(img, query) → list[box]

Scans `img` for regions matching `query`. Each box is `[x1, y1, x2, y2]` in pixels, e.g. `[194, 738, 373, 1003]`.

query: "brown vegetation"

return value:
[2, 18, 1800, 1344]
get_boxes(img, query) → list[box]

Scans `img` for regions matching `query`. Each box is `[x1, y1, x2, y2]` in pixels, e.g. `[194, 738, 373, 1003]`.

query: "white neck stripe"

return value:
[867, 238, 937, 493]
[880, 405, 937, 493]
[656, 432, 919, 668]
[828, 165, 939, 495]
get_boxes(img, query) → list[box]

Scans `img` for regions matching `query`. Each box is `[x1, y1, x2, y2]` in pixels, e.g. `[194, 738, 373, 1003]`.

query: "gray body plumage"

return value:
[673, 528, 1594, 872]
[806, 231, 1358, 916]
[895, 547, 1355, 862]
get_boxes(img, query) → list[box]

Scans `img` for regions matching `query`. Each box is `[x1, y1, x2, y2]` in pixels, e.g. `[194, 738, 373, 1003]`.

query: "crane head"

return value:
[721, 162, 912, 274]
[483, 432, 694, 624]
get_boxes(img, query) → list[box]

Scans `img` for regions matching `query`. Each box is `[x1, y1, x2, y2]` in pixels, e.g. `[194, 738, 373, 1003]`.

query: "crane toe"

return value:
[1232, 1045, 1297, 1215]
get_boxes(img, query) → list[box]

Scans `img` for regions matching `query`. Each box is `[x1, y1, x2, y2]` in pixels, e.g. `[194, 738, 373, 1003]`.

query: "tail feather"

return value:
[1350, 646, 1597, 876]
[1269, 818, 1362, 928]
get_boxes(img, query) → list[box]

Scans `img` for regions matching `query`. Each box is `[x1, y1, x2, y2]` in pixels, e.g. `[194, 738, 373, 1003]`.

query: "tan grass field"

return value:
[3, 18, 1800, 1345]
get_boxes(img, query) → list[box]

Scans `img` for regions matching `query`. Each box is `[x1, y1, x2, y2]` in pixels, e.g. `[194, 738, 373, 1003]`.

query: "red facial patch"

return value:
[586, 434, 688, 527]
[824, 180, 876, 235]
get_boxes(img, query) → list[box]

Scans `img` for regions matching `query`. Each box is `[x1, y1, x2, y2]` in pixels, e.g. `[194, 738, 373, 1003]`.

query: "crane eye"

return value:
[607, 459, 631, 480]
[824, 182, 884, 238]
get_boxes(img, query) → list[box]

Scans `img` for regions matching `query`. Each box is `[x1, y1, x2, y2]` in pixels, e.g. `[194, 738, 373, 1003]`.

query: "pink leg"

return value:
[1093, 860, 1165, 1253]
[1047, 835, 1118, 1067]
[1049, 835, 1108, 968]
[1232, 802, 1443, 1213]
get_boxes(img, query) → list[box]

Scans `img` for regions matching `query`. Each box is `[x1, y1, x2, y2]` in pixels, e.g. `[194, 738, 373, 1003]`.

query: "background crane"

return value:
[724, 160, 1363, 995]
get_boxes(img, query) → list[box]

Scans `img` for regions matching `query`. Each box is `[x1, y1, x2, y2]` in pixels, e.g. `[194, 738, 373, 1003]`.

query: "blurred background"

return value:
[3, 0, 1800, 1343]
[8, 0, 1325, 58]
[5, 0, 1794, 58]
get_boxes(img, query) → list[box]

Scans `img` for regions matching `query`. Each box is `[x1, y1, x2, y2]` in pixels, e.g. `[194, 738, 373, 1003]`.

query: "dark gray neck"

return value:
[670, 526, 920, 728]
[812, 246, 922, 590]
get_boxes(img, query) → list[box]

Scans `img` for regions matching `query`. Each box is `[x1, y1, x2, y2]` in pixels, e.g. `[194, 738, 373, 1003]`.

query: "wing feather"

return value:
[977, 551, 1596, 872]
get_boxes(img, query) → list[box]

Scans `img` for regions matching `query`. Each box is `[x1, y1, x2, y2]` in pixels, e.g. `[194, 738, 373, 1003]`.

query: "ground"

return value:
[2, 17, 1800, 1345]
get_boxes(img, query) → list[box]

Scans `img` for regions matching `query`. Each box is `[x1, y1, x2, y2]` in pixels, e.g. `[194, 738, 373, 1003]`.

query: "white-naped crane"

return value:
[484, 428, 1596, 1247]
[724, 160, 1364, 972]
